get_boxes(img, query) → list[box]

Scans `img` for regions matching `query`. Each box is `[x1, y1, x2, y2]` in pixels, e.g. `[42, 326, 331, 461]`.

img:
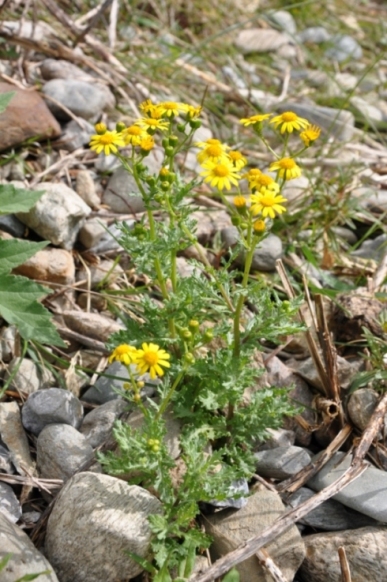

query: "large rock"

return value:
[205, 484, 305, 582]
[299, 527, 387, 582]
[43, 79, 115, 121]
[45, 472, 162, 582]
[0, 82, 61, 152]
[0, 512, 59, 582]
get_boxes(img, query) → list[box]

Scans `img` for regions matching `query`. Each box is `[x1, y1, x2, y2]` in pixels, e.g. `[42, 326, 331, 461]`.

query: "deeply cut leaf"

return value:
[0, 239, 48, 275]
[0, 183, 44, 215]
[0, 274, 65, 345]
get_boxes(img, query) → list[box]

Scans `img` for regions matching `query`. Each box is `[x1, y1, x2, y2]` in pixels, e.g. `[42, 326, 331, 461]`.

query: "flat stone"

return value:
[256, 428, 295, 451]
[54, 119, 95, 152]
[61, 310, 125, 342]
[0, 82, 61, 152]
[325, 34, 363, 62]
[0, 482, 22, 523]
[80, 399, 127, 448]
[0, 325, 17, 363]
[287, 487, 380, 531]
[276, 102, 355, 141]
[0, 511, 59, 582]
[40, 59, 96, 82]
[16, 182, 91, 250]
[0, 401, 35, 476]
[6, 357, 48, 395]
[235, 28, 291, 54]
[37, 424, 94, 480]
[347, 388, 382, 432]
[267, 10, 297, 35]
[43, 79, 115, 121]
[13, 247, 75, 286]
[0, 20, 56, 42]
[0, 214, 26, 237]
[77, 218, 108, 249]
[299, 527, 387, 582]
[75, 169, 100, 209]
[297, 26, 331, 44]
[221, 227, 282, 272]
[82, 362, 132, 404]
[208, 478, 249, 510]
[22, 388, 84, 436]
[289, 354, 357, 392]
[308, 452, 387, 522]
[205, 484, 305, 582]
[45, 472, 162, 582]
[255, 446, 311, 479]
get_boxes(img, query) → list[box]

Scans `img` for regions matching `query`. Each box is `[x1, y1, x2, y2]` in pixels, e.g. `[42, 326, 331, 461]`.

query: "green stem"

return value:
[0, 339, 28, 398]
[232, 223, 255, 358]
[156, 367, 187, 420]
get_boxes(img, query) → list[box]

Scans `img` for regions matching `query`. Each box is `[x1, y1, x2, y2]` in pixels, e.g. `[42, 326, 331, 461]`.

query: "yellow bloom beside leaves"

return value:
[300, 124, 321, 147]
[135, 343, 171, 379]
[109, 344, 138, 366]
[250, 184, 287, 218]
[201, 161, 241, 191]
[240, 113, 272, 127]
[270, 111, 309, 134]
[89, 130, 125, 156]
[269, 157, 302, 180]
[228, 150, 247, 170]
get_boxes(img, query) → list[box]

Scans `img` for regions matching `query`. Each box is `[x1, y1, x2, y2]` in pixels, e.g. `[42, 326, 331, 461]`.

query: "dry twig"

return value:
[338, 546, 352, 582]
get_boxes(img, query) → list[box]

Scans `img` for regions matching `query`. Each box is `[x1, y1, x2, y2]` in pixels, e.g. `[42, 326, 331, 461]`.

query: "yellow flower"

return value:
[200, 161, 241, 191]
[253, 219, 266, 232]
[250, 184, 287, 218]
[139, 99, 158, 116]
[270, 111, 309, 134]
[136, 117, 169, 132]
[270, 157, 302, 180]
[243, 168, 262, 188]
[197, 142, 229, 165]
[195, 138, 223, 149]
[109, 344, 138, 366]
[139, 136, 155, 151]
[123, 125, 147, 146]
[89, 131, 125, 155]
[300, 124, 321, 147]
[185, 104, 202, 119]
[233, 195, 247, 208]
[250, 173, 275, 191]
[94, 122, 107, 134]
[158, 101, 187, 117]
[134, 342, 171, 379]
[228, 150, 247, 170]
[240, 113, 272, 127]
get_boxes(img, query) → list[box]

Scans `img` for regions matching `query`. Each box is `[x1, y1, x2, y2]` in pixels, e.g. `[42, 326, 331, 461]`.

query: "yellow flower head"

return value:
[185, 104, 202, 119]
[270, 157, 302, 180]
[270, 111, 309, 134]
[109, 344, 138, 366]
[250, 185, 287, 219]
[94, 122, 107, 134]
[233, 195, 247, 208]
[253, 219, 266, 233]
[139, 135, 155, 151]
[139, 99, 158, 116]
[123, 124, 147, 146]
[134, 342, 171, 379]
[250, 173, 275, 191]
[243, 168, 262, 188]
[158, 101, 187, 117]
[200, 160, 241, 191]
[300, 124, 321, 147]
[89, 131, 125, 155]
[195, 138, 223, 149]
[136, 117, 169, 132]
[240, 113, 272, 127]
[197, 142, 229, 165]
[228, 150, 247, 170]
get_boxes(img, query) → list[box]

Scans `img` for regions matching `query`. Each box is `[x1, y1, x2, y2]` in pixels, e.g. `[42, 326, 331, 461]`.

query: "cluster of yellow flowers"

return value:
[109, 342, 171, 380]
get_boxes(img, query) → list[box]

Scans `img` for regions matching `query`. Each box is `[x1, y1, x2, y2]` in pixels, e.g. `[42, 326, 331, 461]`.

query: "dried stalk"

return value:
[256, 548, 288, 582]
[338, 546, 352, 582]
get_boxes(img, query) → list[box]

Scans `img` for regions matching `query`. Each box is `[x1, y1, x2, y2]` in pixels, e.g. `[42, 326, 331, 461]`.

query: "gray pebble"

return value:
[43, 79, 115, 121]
[351, 234, 387, 262]
[221, 226, 282, 272]
[80, 399, 127, 448]
[297, 26, 331, 44]
[0, 482, 22, 523]
[325, 34, 363, 62]
[0, 214, 26, 237]
[255, 446, 311, 479]
[22, 388, 84, 436]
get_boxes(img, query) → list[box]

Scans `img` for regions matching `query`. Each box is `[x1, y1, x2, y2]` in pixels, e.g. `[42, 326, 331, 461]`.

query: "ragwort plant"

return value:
[92, 104, 319, 581]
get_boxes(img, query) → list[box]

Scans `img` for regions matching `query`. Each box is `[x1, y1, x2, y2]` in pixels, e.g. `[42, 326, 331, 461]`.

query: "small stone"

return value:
[297, 26, 331, 44]
[191, 209, 232, 244]
[308, 452, 387, 522]
[77, 218, 108, 249]
[222, 66, 246, 89]
[281, 175, 310, 204]
[0, 482, 22, 523]
[75, 170, 100, 209]
[267, 10, 297, 35]
[6, 357, 47, 395]
[0, 511, 59, 582]
[22, 388, 84, 436]
[351, 234, 387, 262]
[61, 310, 125, 342]
[206, 484, 305, 582]
[331, 226, 357, 244]
[0, 401, 35, 476]
[0, 442, 14, 474]
[347, 388, 383, 432]
[0, 82, 61, 152]
[45, 472, 162, 582]
[256, 428, 296, 451]
[13, 247, 75, 286]
[1, 20, 56, 41]
[287, 487, 380, 531]
[0, 214, 26, 237]
[16, 182, 91, 250]
[82, 362, 133, 404]
[37, 424, 94, 480]
[350, 96, 385, 126]
[255, 446, 311, 479]
[276, 102, 355, 141]
[54, 119, 95, 152]
[235, 28, 291, 54]
[40, 59, 96, 82]
[221, 226, 282, 272]
[325, 34, 363, 62]
[289, 354, 358, 392]
[80, 399, 127, 448]
[208, 478, 249, 510]
[299, 527, 387, 582]
[87, 220, 135, 254]
[0, 325, 17, 363]
[43, 79, 115, 121]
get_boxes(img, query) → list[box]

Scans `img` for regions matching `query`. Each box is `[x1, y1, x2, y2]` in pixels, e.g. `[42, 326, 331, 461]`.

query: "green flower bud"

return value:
[169, 135, 179, 146]
[116, 122, 126, 132]
[189, 119, 202, 130]
[188, 320, 200, 332]
[202, 329, 214, 343]
[177, 123, 186, 132]
[164, 146, 174, 157]
[160, 181, 170, 192]
[184, 352, 195, 365]
[231, 215, 241, 226]
[162, 137, 169, 149]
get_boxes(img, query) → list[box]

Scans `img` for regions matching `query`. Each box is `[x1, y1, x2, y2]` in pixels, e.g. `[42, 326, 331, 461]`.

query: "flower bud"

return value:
[160, 181, 170, 192]
[189, 120, 202, 130]
[169, 135, 179, 146]
[94, 122, 107, 134]
[162, 138, 169, 149]
[184, 352, 195, 365]
[202, 329, 213, 343]
[188, 320, 200, 332]
[164, 146, 174, 157]
[177, 123, 186, 133]
[116, 122, 126, 132]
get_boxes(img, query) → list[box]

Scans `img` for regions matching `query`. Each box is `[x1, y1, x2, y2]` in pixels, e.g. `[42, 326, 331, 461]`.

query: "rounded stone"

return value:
[22, 388, 84, 436]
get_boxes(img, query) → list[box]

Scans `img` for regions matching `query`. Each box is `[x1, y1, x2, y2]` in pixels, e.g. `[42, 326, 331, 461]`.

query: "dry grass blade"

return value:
[256, 548, 288, 582]
[188, 393, 387, 582]
[338, 546, 352, 582]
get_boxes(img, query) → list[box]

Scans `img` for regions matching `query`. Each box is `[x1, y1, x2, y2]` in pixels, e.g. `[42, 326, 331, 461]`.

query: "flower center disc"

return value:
[280, 158, 295, 169]
[206, 145, 223, 156]
[144, 352, 158, 365]
[282, 112, 297, 121]
[214, 165, 229, 177]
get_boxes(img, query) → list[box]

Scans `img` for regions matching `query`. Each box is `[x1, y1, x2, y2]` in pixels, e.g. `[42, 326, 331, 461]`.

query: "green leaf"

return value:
[0, 91, 14, 114]
[0, 239, 49, 275]
[15, 571, 51, 582]
[0, 183, 44, 215]
[222, 568, 240, 582]
[0, 274, 65, 346]
[0, 553, 12, 570]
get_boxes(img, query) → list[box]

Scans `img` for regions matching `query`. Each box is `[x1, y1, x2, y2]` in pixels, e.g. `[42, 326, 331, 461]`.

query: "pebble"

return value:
[308, 451, 387, 522]
[0, 214, 26, 237]
[235, 28, 291, 54]
[0, 442, 14, 474]
[221, 226, 283, 272]
[87, 220, 135, 254]
[16, 182, 91, 250]
[208, 478, 249, 510]
[256, 428, 296, 451]
[55, 119, 95, 152]
[0, 402, 35, 476]
[45, 472, 162, 582]
[0, 325, 17, 363]
[6, 357, 51, 395]
[0, 482, 22, 523]
[82, 361, 134, 404]
[351, 233, 387, 262]
[80, 398, 127, 448]
[0, 81, 61, 152]
[299, 527, 387, 582]
[1, 19, 56, 42]
[297, 26, 331, 44]
[267, 10, 297, 35]
[288, 354, 358, 392]
[22, 388, 84, 436]
[43, 79, 115, 121]
[40, 59, 96, 82]
[77, 218, 108, 249]
[37, 424, 95, 480]
[75, 170, 101, 209]
[347, 388, 383, 432]
[0, 511, 59, 582]
[61, 310, 125, 343]
[276, 102, 355, 141]
[325, 34, 363, 62]
[206, 483, 305, 582]
[350, 96, 385, 126]
[13, 247, 76, 286]
[287, 487, 381, 531]
[255, 446, 311, 479]
[191, 209, 232, 244]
